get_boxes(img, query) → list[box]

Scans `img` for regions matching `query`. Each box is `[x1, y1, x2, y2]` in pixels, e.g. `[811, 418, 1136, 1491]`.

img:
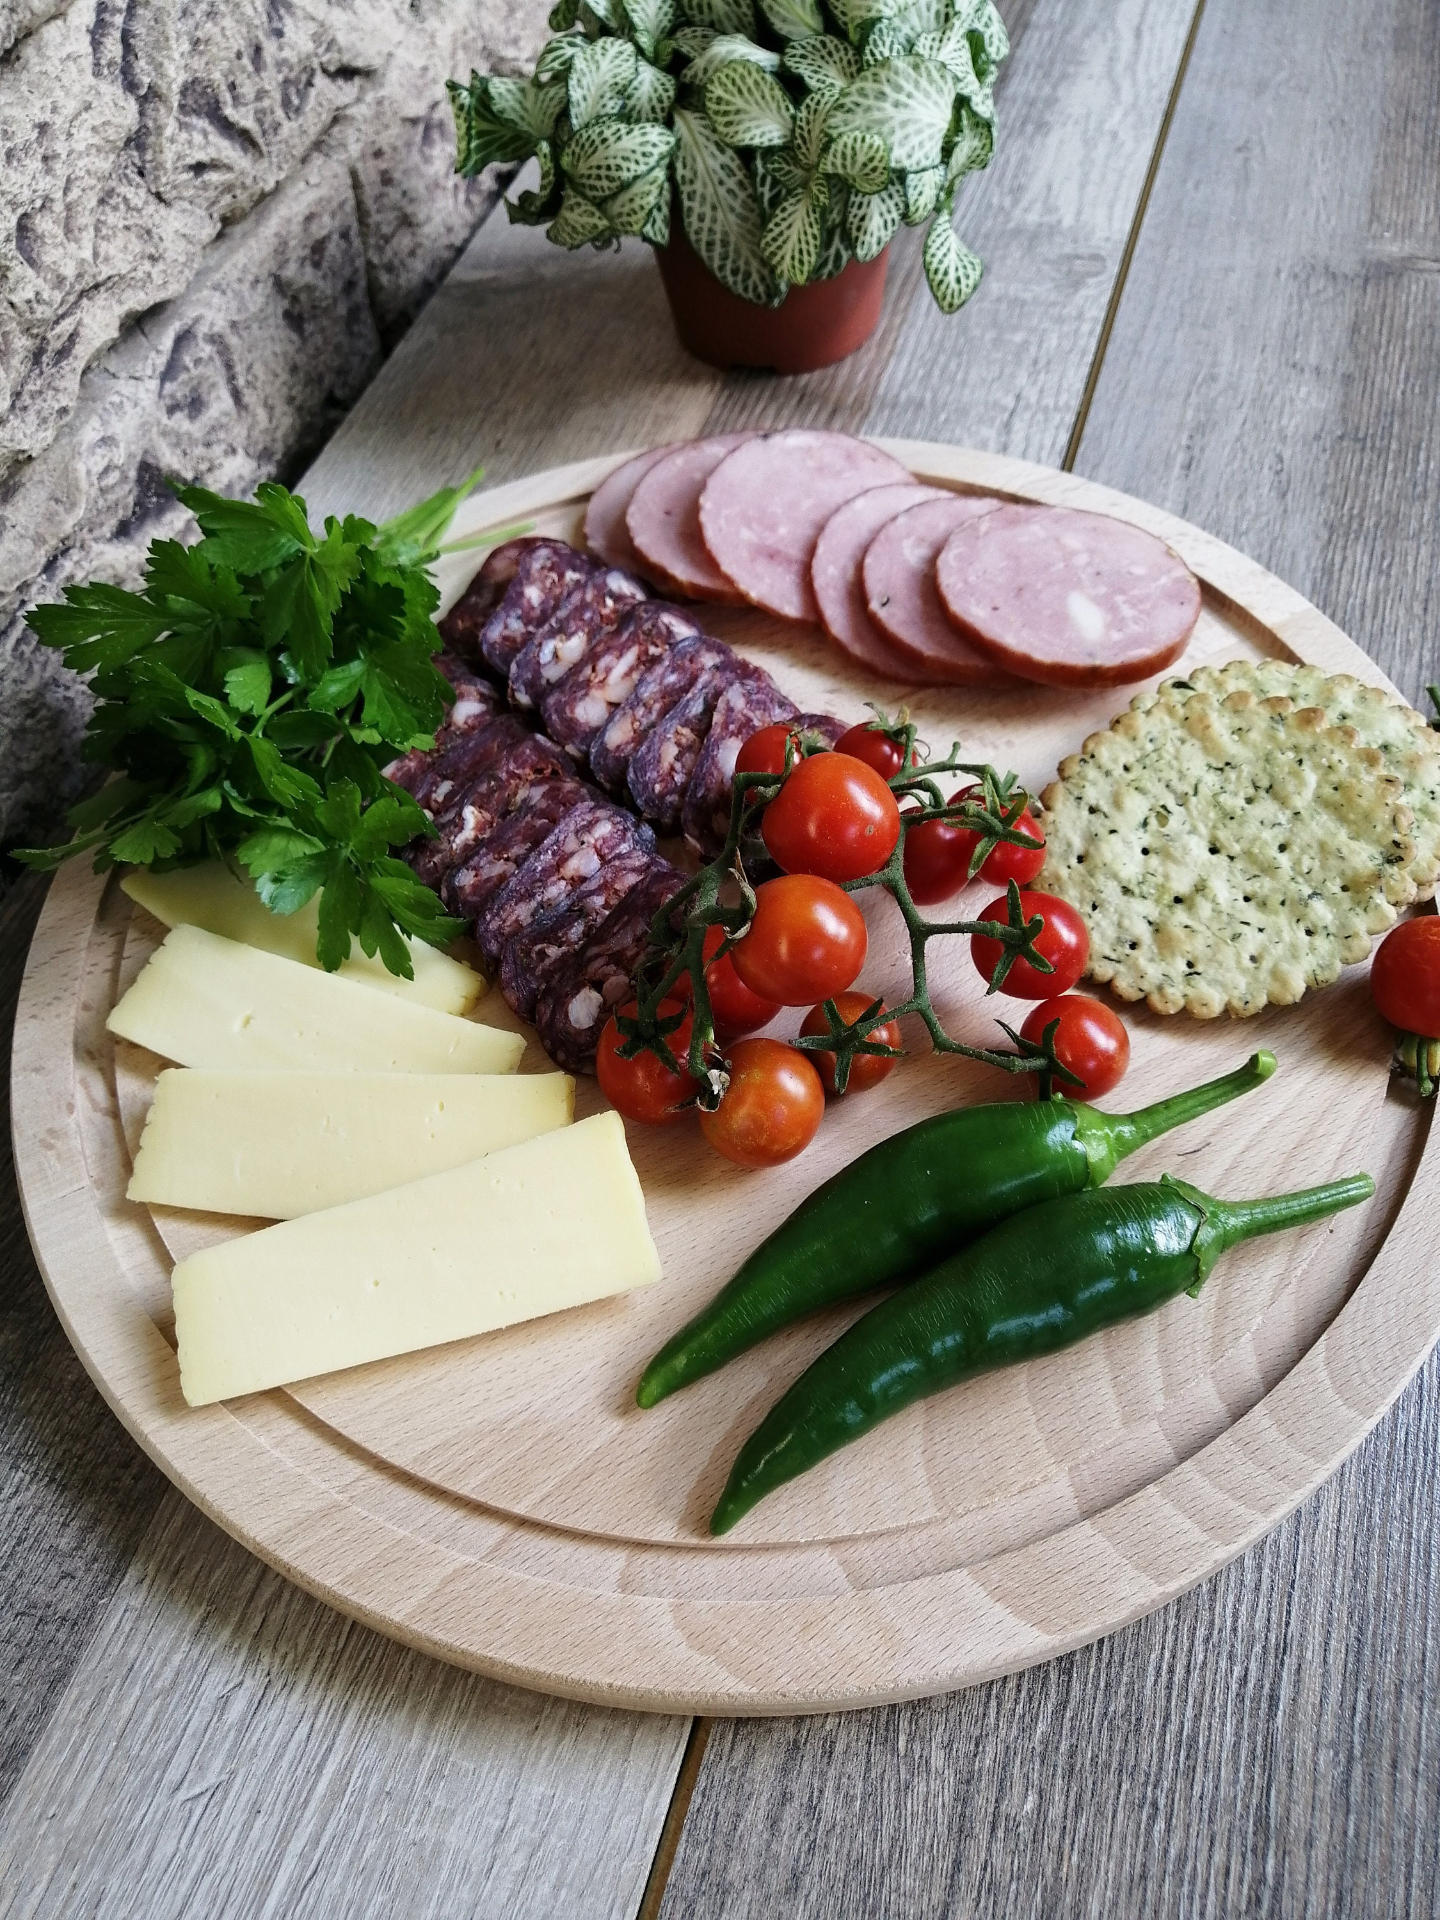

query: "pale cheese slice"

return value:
[172, 1111, 661, 1405]
[128, 1068, 574, 1218]
[122, 864, 485, 1016]
[108, 925, 523, 1075]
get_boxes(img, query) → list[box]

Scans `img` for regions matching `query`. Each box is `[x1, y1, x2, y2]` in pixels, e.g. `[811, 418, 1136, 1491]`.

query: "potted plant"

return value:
[447, 0, 1008, 374]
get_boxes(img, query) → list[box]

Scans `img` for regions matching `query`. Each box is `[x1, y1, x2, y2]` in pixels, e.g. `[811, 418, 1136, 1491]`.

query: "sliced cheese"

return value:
[172, 1110, 661, 1404]
[128, 1068, 574, 1218]
[109, 925, 523, 1076]
[122, 863, 485, 1016]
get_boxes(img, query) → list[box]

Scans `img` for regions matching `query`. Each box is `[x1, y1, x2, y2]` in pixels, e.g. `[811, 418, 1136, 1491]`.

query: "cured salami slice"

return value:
[475, 798, 654, 963]
[682, 676, 803, 856]
[413, 733, 574, 890]
[499, 843, 656, 1021]
[402, 713, 531, 816]
[442, 775, 590, 921]
[698, 430, 911, 623]
[628, 658, 760, 833]
[589, 633, 734, 794]
[583, 447, 675, 576]
[479, 540, 592, 679]
[508, 566, 648, 711]
[381, 658, 500, 791]
[436, 537, 545, 662]
[863, 493, 1012, 685]
[811, 482, 949, 680]
[534, 861, 686, 1072]
[540, 602, 701, 761]
[934, 503, 1203, 687]
[626, 434, 754, 603]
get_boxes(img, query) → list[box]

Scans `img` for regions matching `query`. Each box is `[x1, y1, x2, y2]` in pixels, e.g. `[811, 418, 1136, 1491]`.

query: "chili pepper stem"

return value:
[1075, 1050, 1277, 1183]
[1171, 1170, 1376, 1291]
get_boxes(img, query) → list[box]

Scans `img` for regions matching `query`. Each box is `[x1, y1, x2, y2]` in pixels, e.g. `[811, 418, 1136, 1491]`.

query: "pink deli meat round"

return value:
[583, 447, 676, 576]
[863, 493, 1012, 686]
[934, 501, 1203, 687]
[626, 434, 756, 603]
[698, 430, 911, 624]
[810, 482, 948, 680]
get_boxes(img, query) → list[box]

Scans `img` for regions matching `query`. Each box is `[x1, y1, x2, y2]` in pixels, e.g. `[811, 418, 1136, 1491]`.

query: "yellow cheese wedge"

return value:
[128, 1068, 575, 1218]
[109, 925, 523, 1075]
[122, 864, 485, 1016]
[172, 1111, 661, 1404]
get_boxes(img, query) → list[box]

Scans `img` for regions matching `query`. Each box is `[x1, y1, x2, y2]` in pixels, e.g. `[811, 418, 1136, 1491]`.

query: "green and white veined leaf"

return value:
[822, 127, 890, 192]
[681, 33, 782, 84]
[548, 0, 583, 28]
[581, 0, 621, 25]
[667, 24, 717, 55]
[968, 0, 1009, 72]
[900, 0, 950, 34]
[757, 0, 824, 39]
[827, 55, 956, 170]
[568, 37, 640, 128]
[672, 106, 779, 303]
[781, 34, 860, 100]
[762, 146, 810, 192]
[548, 184, 619, 247]
[506, 143, 562, 225]
[761, 175, 829, 283]
[844, 179, 904, 259]
[826, 0, 907, 46]
[945, 100, 993, 180]
[620, 0, 676, 57]
[812, 213, 852, 279]
[928, 18, 993, 116]
[487, 76, 568, 143]
[606, 160, 672, 234]
[704, 60, 795, 148]
[677, 0, 757, 32]
[791, 91, 832, 170]
[447, 77, 540, 176]
[902, 162, 944, 223]
[922, 211, 983, 311]
[641, 169, 672, 242]
[535, 32, 586, 85]
[562, 118, 676, 199]
[862, 17, 916, 63]
[626, 57, 678, 121]
[752, 150, 786, 218]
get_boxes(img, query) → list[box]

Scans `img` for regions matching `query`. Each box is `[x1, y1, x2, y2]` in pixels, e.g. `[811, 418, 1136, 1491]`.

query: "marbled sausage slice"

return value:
[534, 861, 687, 1072]
[508, 566, 648, 711]
[436, 537, 546, 663]
[626, 434, 755, 603]
[412, 734, 575, 891]
[811, 482, 947, 681]
[698, 430, 911, 623]
[476, 798, 654, 963]
[382, 657, 500, 792]
[402, 713, 532, 816]
[589, 634, 735, 794]
[584, 447, 676, 575]
[479, 541, 593, 679]
[863, 493, 1012, 686]
[499, 843, 656, 1021]
[541, 602, 702, 761]
[628, 658, 761, 834]
[681, 676, 801, 857]
[934, 502, 1203, 688]
[443, 775, 591, 922]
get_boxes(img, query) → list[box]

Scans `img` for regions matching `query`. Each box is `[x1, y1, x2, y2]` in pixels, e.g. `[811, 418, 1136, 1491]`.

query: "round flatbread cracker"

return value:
[1038, 681, 1417, 1017]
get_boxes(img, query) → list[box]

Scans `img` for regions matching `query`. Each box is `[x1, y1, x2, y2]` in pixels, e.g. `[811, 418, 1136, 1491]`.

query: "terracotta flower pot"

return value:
[654, 228, 890, 375]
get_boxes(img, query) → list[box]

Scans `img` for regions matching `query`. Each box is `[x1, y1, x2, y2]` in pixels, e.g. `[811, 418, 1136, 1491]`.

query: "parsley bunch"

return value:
[20, 471, 497, 979]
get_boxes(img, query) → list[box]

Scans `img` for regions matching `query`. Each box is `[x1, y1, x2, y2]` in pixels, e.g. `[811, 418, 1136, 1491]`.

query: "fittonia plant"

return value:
[447, 0, 1008, 314]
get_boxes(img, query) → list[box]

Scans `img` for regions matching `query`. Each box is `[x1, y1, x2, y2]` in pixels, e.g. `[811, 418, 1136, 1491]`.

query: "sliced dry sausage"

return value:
[810, 482, 947, 681]
[583, 447, 676, 576]
[475, 797, 654, 963]
[534, 860, 687, 1072]
[437, 537, 546, 662]
[682, 675, 803, 856]
[589, 633, 734, 794]
[479, 541, 593, 679]
[626, 434, 755, 603]
[412, 734, 575, 891]
[863, 493, 1012, 685]
[627, 658, 761, 833]
[499, 842, 656, 1021]
[402, 713, 531, 816]
[508, 566, 648, 711]
[540, 602, 701, 761]
[442, 775, 591, 922]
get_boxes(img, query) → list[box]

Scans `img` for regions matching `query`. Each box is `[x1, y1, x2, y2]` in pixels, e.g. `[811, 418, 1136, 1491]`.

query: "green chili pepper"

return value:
[710, 1169, 1374, 1534]
[637, 1050, 1276, 1408]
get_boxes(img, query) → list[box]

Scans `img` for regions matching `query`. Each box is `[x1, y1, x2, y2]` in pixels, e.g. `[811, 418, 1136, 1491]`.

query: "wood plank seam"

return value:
[635, 1719, 713, 1920]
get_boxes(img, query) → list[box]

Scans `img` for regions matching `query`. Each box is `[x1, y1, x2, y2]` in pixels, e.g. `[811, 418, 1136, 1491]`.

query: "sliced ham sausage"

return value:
[583, 447, 676, 575]
[811, 482, 947, 681]
[626, 434, 755, 604]
[934, 502, 1203, 687]
[863, 493, 1012, 686]
[698, 430, 911, 623]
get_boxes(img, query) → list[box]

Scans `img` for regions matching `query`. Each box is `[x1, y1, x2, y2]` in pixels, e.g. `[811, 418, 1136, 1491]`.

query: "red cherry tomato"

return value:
[979, 806, 1046, 886]
[762, 753, 901, 884]
[735, 723, 807, 780]
[680, 924, 782, 1038]
[596, 999, 698, 1124]
[1020, 994, 1129, 1099]
[731, 875, 868, 1006]
[903, 803, 980, 906]
[835, 721, 906, 781]
[799, 990, 903, 1095]
[1371, 916, 1440, 1037]
[971, 890, 1089, 999]
[699, 1038, 825, 1167]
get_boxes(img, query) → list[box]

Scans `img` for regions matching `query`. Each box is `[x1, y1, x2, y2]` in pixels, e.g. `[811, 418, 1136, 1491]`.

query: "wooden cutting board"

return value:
[15, 441, 1440, 1714]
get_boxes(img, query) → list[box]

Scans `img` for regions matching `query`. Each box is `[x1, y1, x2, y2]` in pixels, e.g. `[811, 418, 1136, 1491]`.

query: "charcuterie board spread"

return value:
[15, 438, 1440, 1714]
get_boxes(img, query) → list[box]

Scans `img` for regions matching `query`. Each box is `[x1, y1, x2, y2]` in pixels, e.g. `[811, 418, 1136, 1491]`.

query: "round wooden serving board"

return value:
[15, 442, 1440, 1715]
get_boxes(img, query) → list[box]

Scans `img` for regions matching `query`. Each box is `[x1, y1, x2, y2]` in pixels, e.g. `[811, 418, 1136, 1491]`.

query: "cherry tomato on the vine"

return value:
[979, 806, 1046, 886]
[762, 752, 901, 884]
[731, 874, 868, 1006]
[735, 723, 807, 781]
[835, 721, 907, 781]
[1020, 994, 1129, 1099]
[970, 890, 1089, 999]
[699, 1038, 825, 1168]
[1370, 916, 1440, 1037]
[799, 990, 903, 1095]
[678, 924, 781, 1038]
[902, 799, 979, 906]
[596, 999, 698, 1124]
